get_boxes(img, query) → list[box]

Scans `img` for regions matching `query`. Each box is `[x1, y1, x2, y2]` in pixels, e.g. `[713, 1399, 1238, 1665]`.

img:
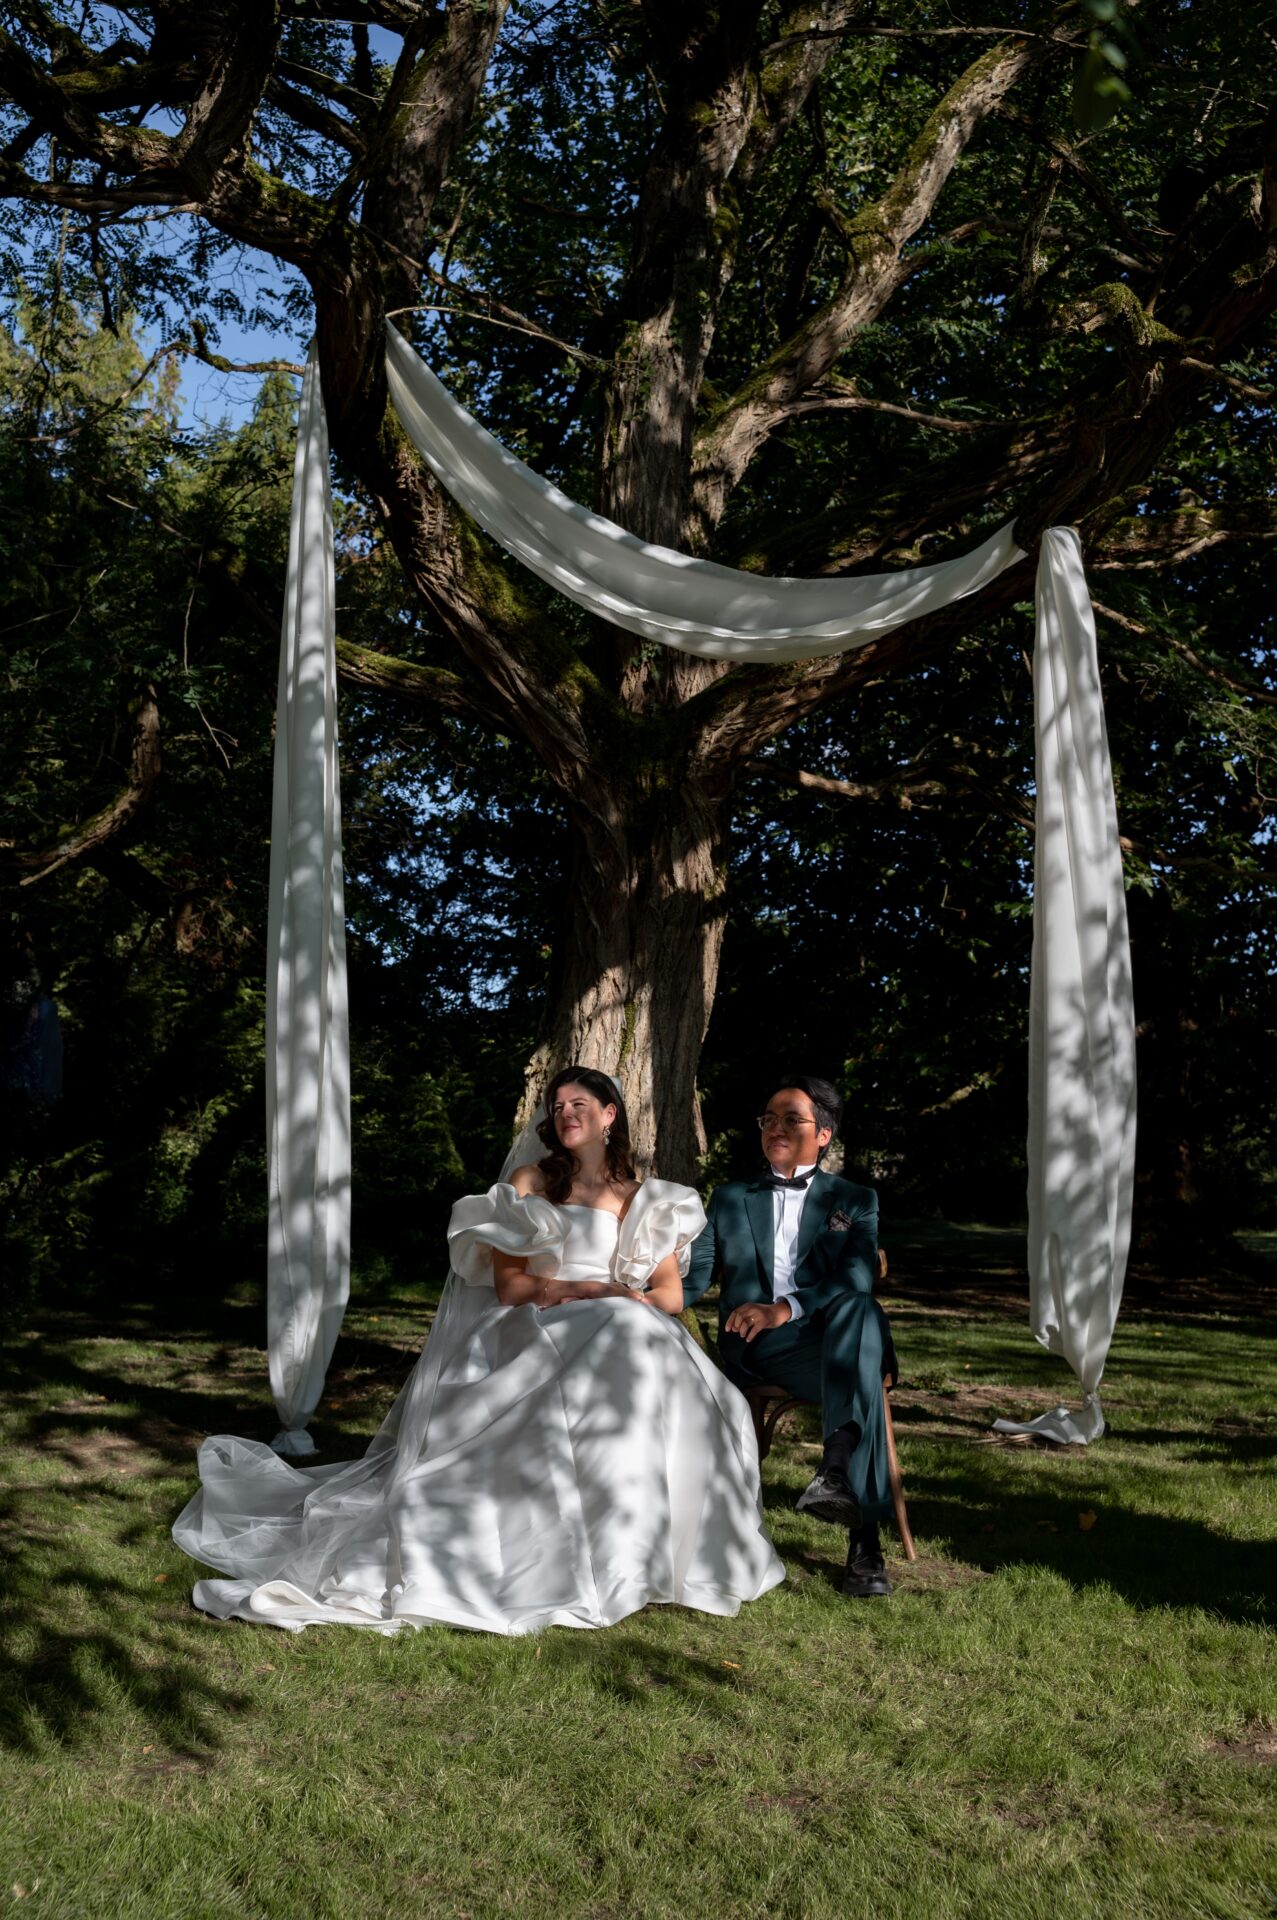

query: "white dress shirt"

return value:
[771, 1162, 817, 1322]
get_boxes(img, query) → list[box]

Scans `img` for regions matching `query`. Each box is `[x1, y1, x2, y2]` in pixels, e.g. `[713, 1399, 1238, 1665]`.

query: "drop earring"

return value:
[603, 1126, 611, 1145]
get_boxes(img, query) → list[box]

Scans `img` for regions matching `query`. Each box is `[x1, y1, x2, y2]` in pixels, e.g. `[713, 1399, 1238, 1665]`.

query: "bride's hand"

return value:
[535, 1279, 647, 1309]
[533, 1278, 578, 1308]
[534, 1278, 613, 1308]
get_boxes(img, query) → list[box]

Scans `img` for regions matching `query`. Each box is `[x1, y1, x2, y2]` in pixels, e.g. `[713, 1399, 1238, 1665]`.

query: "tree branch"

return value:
[687, 559, 1035, 769]
[1092, 600, 1277, 707]
[387, 253, 608, 368]
[746, 753, 1277, 884]
[690, 29, 1049, 540]
[201, 518, 582, 760]
[742, 756, 956, 808]
[0, 22, 331, 262]
[597, 0, 771, 554]
[348, 436, 618, 797]
[334, 635, 514, 733]
[1090, 503, 1277, 572]
[768, 188, 1277, 581]
[730, 409, 1068, 578]
[737, 1, 868, 190]
[19, 55, 198, 112]
[0, 154, 180, 212]
[1124, 847, 1277, 887]
[169, 3, 283, 196]
[265, 73, 366, 159]
[994, 102, 1160, 267]
[0, 25, 170, 171]
[281, 0, 420, 25]
[276, 58, 375, 119]
[172, 333, 305, 377]
[360, 0, 512, 306]
[773, 384, 1020, 434]
[1, 688, 161, 885]
[764, 24, 1080, 50]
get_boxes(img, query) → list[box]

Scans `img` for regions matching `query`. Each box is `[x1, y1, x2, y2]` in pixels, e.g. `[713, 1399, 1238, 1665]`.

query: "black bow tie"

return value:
[759, 1170, 812, 1191]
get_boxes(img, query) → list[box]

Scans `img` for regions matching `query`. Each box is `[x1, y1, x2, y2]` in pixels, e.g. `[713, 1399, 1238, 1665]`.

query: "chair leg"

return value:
[882, 1386, 917, 1562]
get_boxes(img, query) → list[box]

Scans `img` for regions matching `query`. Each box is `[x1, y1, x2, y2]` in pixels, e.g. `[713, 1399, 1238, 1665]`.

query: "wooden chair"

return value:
[742, 1250, 917, 1562]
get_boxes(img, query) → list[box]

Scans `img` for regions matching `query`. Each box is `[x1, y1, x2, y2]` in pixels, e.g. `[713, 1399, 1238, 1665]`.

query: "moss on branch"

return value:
[1071, 281, 1183, 349]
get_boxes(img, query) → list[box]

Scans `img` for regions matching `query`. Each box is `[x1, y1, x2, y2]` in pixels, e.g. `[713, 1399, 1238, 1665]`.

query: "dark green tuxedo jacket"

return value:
[683, 1169, 878, 1322]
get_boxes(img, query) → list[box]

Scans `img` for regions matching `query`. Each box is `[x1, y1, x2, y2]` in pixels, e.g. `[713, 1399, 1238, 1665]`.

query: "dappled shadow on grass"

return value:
[1104, 1424, 1277, 1466]
[901, 1323, 1276, 1384]
[889, 1388, 1277, 1455]
[756, 1457, 1277, 1623]
[533, 1626, 758, 1713]
[3, 1340, 270, 1465]
[48, 1274, 445, 1347]
[0, 1486, 249, 1758]
[749, 1371, 1277, 1626]
[0, 1325, 267, 1758]
[0, 1310, 427, 1473]
[900, 1464, 1277, 1628]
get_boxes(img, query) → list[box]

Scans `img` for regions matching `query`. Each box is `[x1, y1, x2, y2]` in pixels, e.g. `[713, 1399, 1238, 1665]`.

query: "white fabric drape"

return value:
[267, 328, 1135, 1445]
[384, 326, 1022, 658]
[993, 531, 1137, 1445]
[265, 348, 351, 1456]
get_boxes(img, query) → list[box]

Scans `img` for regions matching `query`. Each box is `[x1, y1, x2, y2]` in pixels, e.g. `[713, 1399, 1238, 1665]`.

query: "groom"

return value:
[683, 1074, 898, 1599]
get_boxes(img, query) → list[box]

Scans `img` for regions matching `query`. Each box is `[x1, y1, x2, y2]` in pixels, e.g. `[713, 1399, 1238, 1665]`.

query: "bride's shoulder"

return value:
[508, 1163, 547, 1198]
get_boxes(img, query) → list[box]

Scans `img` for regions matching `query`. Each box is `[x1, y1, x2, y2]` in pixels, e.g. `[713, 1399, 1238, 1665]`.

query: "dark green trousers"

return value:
[720, 1292, 898, 1525]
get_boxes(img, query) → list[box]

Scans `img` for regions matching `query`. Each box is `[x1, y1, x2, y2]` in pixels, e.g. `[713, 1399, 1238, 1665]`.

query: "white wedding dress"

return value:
[172, 1180, 784, 1634]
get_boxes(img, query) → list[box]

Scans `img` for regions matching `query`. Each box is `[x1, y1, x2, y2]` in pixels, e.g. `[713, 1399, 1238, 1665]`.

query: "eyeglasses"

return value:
[756, 1112, 816, 1133]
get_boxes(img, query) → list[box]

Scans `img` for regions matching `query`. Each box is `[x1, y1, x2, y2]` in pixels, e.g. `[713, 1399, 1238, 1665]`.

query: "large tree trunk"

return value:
[515, 774, 729, 1180]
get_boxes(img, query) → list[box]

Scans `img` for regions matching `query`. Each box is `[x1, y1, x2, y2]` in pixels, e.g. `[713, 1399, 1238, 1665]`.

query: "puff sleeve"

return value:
[612, 1180, 707, 1289]
[446, 1184, 568, 1287]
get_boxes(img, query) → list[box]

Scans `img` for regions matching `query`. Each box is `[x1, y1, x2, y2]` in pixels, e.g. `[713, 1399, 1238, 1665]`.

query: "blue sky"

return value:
[160, 24, 405, 432]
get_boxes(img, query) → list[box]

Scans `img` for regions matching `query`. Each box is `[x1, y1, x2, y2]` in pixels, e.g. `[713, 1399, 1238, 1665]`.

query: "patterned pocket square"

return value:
[827, 1209, 854, 1232]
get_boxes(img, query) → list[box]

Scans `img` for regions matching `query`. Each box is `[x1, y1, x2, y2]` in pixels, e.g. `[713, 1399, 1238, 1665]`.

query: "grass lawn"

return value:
[2, 1226, 1275, 1920]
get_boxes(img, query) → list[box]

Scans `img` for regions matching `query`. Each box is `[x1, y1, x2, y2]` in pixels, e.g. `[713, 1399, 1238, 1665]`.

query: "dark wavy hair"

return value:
[536, 1065, 636, 1204]
[762, 1073, 844, 1158]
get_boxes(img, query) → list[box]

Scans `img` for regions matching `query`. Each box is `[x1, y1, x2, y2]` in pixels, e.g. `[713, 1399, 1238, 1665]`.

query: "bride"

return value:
[172, 1067, 784, 1634]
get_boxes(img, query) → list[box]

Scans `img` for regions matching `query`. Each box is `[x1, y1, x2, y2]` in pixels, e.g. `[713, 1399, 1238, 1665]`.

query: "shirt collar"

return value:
[770, 1161, 817, 1184]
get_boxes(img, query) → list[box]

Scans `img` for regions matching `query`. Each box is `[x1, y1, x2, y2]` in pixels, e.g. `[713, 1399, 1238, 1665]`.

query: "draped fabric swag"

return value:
[265, 331, 1135, 1450]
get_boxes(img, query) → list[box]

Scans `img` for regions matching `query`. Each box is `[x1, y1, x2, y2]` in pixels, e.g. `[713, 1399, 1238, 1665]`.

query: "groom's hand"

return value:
[725, 1301, 793, 1343]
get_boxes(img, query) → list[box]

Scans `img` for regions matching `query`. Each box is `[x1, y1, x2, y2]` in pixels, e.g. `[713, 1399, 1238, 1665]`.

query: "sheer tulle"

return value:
[173, 1183, 785, 1633]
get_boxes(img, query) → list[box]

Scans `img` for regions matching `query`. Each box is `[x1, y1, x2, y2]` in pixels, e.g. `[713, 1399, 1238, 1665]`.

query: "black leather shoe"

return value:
[795, 1467, 862, 1529]
[841, 1527, 893, 1599]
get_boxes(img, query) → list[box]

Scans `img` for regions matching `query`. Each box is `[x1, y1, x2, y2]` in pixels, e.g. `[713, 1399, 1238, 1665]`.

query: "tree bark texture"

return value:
[4, 4, 1276, 1173]
[516, 777, 729, 1176]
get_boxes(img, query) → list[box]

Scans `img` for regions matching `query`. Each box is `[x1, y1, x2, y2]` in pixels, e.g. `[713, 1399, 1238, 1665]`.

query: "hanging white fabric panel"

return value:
[265, 348, 351, 1457]
[994, 531, 1136, 1445]
[384, 327, 1022, 657]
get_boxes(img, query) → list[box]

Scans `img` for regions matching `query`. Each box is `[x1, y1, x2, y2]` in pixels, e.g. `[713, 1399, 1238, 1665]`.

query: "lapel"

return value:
[744, 1183, 775, 1289]
[796, 1169, 834, 1269]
